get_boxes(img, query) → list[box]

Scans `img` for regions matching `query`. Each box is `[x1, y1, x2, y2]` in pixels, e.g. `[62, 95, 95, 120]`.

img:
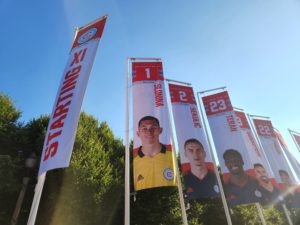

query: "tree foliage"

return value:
[0, 93, 22, 155]
[36, 112, 125, 225]
[0, 92, 296, 225]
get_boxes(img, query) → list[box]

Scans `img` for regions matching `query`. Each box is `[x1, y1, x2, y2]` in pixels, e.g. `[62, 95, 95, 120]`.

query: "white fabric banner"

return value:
[169, 83, 220, 199]
[202, 91, 265, 206]
[253, 119, 296, 186]
[275, 130, 300, 183]
[132, 61, 176, 191]
[38, 17, 107, 175]
[235, 110, 276, 183]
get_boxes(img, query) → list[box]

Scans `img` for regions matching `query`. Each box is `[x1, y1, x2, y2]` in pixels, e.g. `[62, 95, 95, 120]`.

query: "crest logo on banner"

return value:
[78, 28, 98, 44]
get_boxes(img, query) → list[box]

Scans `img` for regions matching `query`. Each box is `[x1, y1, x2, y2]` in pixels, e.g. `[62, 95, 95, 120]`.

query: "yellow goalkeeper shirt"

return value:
[134, 144, 177, 191]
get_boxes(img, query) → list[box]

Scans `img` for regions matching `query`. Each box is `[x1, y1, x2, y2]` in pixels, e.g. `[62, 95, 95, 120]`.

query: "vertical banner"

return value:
[289, 129, 300, 151]
[132, 60, 176, 191]
[202, 91, 265, 206]
[235, 110, 281, 205]
[275, 129, 300, 182]
[253, 119, 300, 207]
[39, 16, 107, 175]
[169, 83, 220, 199]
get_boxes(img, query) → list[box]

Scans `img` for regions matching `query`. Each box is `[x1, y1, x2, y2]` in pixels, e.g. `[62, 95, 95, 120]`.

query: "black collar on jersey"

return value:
[138, 144, 166, 158]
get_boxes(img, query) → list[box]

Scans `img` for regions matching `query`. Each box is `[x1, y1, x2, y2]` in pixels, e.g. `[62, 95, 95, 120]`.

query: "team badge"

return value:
[213, 185, 220, 193]
[78, 28, 97, 44]
[163, 168, 174, 181]
[255, 190, 262, 198]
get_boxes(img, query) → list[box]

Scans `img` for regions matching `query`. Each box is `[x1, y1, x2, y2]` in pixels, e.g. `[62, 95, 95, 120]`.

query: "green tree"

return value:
[0, 93, 22, 155]
[0, 93, 25, 224]
[35, 112, 125, 225]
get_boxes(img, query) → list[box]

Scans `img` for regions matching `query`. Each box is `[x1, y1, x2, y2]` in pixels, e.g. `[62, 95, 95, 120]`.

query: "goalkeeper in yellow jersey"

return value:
[134, 116, 176, 191]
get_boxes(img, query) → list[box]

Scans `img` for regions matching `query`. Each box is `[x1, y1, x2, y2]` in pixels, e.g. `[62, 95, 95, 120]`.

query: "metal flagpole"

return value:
[196, 91, 232, 225]
[255, 203, 267, 225]
[165, 80, 189, 225]
[27, 173, 46, 225]
[288, 129, 300, 152]
[27, 26, 80, 225]
[170, 142, 189, 225]
[247, 114, 293, 225]
[124, 58, 130, 225]
[282, 203, 294, 225]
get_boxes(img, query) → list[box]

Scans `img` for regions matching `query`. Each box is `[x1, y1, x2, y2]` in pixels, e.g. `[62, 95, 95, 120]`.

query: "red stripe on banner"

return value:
[253, 119, 275, 137]
[235, 111, 250, 129]
[223, 169, 256, 184]
[293, 134, 300, 147]
[72, 17, 107, 50]
[169, 84, 196, 104]
[132, 62, 164, 82]
[181, 162, 215, 175]
[133, 144, 173, 157]
[275, 131, 287, 148]
[202, 91, 233, 116]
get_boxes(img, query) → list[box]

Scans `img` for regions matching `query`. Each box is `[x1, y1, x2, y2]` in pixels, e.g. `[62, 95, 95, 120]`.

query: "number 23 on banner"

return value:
[203, 91, 232, 116]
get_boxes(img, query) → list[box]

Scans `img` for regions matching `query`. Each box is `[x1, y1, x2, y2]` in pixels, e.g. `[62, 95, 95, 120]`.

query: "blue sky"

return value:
[1, 0, 300, 159]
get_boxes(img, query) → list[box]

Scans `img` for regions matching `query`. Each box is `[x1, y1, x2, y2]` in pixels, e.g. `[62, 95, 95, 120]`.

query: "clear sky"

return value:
[1, 0, 300, 159]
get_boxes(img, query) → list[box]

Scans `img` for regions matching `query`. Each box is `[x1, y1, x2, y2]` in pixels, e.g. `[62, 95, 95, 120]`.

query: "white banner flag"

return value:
[253, 119, 296, 186]
[202, 91, 265, 206]
[39, 16, 107, 175]
[253, 118, 300, 207]
[235, 110, 283, 205]
[275, 130, 300, 183]
[132, 61, 176, 191]
[169, 83, 220, 199]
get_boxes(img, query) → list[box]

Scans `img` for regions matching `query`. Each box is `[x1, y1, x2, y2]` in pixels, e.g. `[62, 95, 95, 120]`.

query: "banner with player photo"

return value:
[132, 60, 176, 191]
[202, 91, 265, 206]
[275, 129, 300, 183]
[235, 110, 283, 205]
[235, 110, 277, 184]
[169, 83, 220, 200]
[39, 16, 107, 175]
[252, 119, 297, 188]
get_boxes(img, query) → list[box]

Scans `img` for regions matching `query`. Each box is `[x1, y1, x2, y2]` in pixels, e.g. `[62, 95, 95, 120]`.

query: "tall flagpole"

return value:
[27, 27, 80, 225]
[27, 173, 46, 225]
[247, 114, 293, 225]
[196, 91, 232, 225]
[255, 203, 267, 225]
[165, 80, 189, 225]
[124, 58, 130, 225]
